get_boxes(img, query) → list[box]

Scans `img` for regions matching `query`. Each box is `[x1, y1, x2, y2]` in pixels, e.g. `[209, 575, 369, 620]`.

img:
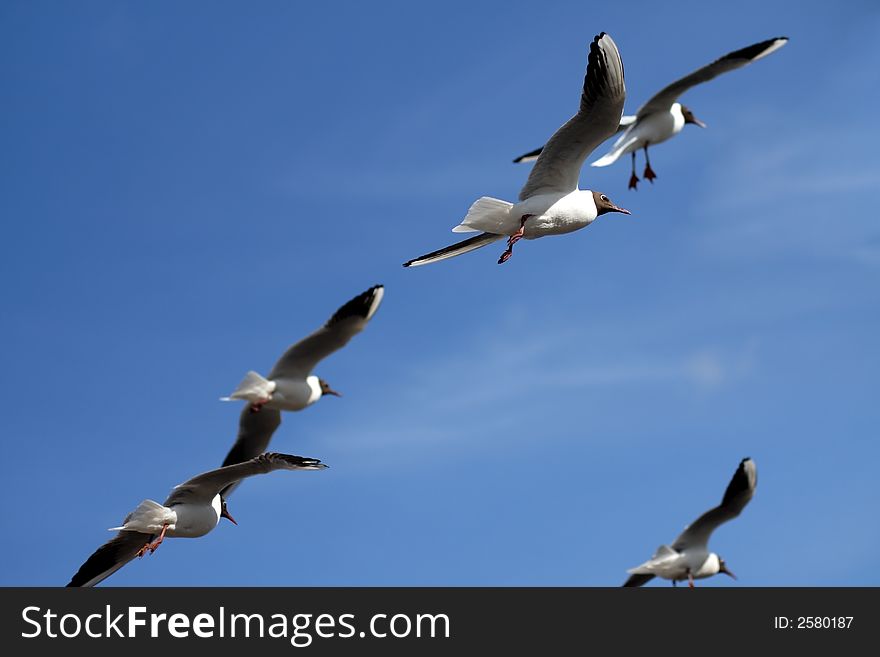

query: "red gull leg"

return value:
[497, 215, 532, 265]
[136, 523, 170, 557]
[147, 523, 170, 554]
[628, 152, 639, 190]
[643, 145, 657, 183]
[688, 571, 695, 588]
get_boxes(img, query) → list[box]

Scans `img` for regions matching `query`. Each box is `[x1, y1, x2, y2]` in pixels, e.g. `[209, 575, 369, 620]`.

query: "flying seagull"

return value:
[219, 285, 382, 492]
[403, 32, 630, 268]
[513, 37, 788, 189]
[67, 452, 327, 587]
[623, 457, 757, 588]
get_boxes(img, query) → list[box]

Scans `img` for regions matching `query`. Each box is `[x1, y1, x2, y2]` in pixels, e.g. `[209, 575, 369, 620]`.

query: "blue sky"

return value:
[2, 0, 878, 586]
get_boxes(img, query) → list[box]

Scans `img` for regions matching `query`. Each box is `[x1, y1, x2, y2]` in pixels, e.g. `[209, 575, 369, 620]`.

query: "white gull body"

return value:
[110, 496, 226, 539]
[224, 370, 322, 412]
[452, 190, 600, 238]
[591, 102, 687, 167]
[627, 544, 725, 584]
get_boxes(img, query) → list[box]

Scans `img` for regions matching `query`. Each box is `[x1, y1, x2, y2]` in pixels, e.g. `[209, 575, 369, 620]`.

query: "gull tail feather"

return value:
[452, 196, 514, 233]
[109, 499, 173, 533]
[221, 370, 274, 403]
[591, 135, 639, 167]
[403, 232, 504, 268]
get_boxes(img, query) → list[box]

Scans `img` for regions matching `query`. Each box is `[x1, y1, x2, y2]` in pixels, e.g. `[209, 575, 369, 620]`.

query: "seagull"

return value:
[66, 452, 327, 587]
[513, 37, 788, 189]
[222, 285, 383, 414]
[623, 457, 757, 588]
[403, 32, 630, 268]
[218, 285, 382, 490]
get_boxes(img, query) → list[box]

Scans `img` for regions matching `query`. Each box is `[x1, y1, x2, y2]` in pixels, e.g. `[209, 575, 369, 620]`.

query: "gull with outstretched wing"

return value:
[404, 32, 630, 268]
[514, 37, 788, 189]
[623, 457, 757, 588]
[219, 285, 382, 494]
[67, 453, 327, 587]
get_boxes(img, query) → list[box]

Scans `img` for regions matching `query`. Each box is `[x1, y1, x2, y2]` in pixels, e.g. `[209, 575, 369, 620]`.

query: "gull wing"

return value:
[512, 116, 636, 164]
[517, 33, 626, 200]
[636, 37, 788, 117]
[267, 285, 384, 381]
[67, 530, 153, 587]
[219, 405, 283, 497]
[164, 452, 327, 507]
[403, 232, 503, 267]
[672, 458, 758, 551]
[622, 573, 656, 587]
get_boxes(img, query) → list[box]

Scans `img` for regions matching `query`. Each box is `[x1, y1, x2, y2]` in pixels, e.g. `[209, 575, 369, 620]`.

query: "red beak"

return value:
[221, 507, 237, 525]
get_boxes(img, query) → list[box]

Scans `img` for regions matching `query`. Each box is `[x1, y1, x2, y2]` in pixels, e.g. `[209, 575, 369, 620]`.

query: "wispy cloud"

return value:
[545, 341, 757, 392]
[693, 117, 880, 267]
[316, 317, 759, 464]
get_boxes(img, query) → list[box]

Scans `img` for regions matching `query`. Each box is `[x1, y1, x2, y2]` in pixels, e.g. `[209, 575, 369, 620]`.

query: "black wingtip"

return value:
[622, 573, 655, 587]
[266, 452, 329, 469]
[328, 285, 385, 324]
[512, 147, 544, 163]
[721, 457, 757, 507]
[726, 36, 789, 62]
[400, 232, 501, 268]
[581, 31, 623, 107]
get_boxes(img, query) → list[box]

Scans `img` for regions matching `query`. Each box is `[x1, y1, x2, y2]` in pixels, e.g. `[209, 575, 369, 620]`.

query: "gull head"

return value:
[319, 378, 342, 398]
[220, 497, 237, 526]
[717, 557, 736, 580]
[591, 191, 630, 217]
[681, 104, 707, 128]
